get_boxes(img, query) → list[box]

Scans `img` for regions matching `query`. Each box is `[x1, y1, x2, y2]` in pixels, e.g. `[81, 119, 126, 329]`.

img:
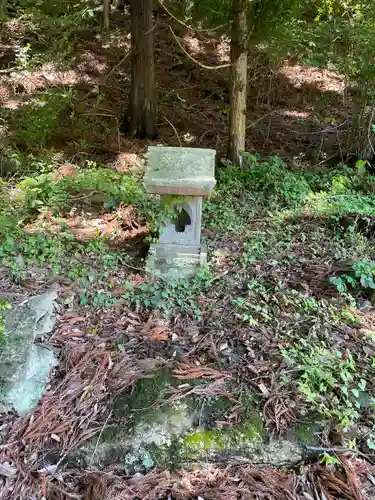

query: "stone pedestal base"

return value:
[146, 244, 207, 280]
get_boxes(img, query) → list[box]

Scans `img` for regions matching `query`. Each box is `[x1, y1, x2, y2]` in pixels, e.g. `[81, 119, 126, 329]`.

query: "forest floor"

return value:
[1, 6, 375, 500]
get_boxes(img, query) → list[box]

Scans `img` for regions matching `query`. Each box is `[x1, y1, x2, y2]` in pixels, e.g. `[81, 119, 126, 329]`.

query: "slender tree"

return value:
[0, 0, 7, 19]
[227, 0, 248, 166]
[103, 0, 110, 30]
[124, 0, 157, 139]
[163, 0, 299, 164]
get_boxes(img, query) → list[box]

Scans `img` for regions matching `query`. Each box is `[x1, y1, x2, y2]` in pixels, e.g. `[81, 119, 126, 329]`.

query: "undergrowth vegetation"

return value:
[1, 2, 375, 487]
[203, 153, 375, 434]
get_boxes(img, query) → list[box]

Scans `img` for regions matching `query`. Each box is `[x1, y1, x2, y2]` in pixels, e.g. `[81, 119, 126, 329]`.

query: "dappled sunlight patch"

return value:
[280, 63, 345, 94]
[0, 19, 29, 42]
[215, 40, 230, 63]
[54, 163, 78, 181]
[113, 152, 142, 172]
[180, 34, 230, 69]
[101, 33, 131, 52]
[8, 63, 95, 94]
[183, 36, 203, 56]
[182, 131, 197, 144]
[23, 206, 149, 244]
[76, 50, 110, 76]
[0, 84, 10, 105]
[349, 308, 375, 333]
[280, 109, 310, 119]
[0, 98, 25, 110]
[66, 214, 120, 241]
[1, 87, 78, 150]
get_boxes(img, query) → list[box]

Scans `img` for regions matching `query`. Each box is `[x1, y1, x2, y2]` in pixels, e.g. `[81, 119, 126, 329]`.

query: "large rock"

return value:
[72, 368, 306, 472]
[0, 292, 58, 415]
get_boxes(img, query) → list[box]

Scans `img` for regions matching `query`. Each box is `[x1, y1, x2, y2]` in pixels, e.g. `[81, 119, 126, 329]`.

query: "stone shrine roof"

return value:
[144, 146, 216, 196]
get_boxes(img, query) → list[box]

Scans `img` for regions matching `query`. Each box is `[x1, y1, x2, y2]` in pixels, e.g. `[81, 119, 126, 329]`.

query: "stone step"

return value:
[146, 244, 207, 279]
[71, 367, 316, 473]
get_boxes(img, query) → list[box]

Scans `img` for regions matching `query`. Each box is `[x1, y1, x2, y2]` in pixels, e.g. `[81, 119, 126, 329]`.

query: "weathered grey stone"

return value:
[73, 399, 304, 471]
[0, 292, 58, 415]
[144, 147, 216, 196]
[72, 370, 305, 472]
[146, 243, 207, 280]
[75, 402, 194, 470]
[159, 198, 202, 247]
[144, 146, 216, 279]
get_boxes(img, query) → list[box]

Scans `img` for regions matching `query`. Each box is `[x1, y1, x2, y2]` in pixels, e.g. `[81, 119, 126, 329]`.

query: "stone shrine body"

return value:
[144, 146, 216, 279]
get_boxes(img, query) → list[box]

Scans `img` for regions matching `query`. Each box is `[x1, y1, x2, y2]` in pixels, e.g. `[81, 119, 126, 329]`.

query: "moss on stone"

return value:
[129, 368, 174, 410]
[99, 425, 123, 445]
[183, 429, 224, 450]
[146, 439, 183, 469]
[76, 369, 307, 471]
[181, 410, 264, 461]
[113, 367, 175, 420]
[73, 387, 305, 470]
[239, 411, 264, 440]
[291, 420, 320, 446]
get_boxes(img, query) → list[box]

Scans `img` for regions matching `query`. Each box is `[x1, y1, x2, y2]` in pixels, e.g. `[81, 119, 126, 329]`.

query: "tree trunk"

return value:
[124, 0, 156, 139]
[0, 0, 7, 19]
[227, 0, 248, 166]
[358, 105, 375, 163]
[103, 0, 110, 30]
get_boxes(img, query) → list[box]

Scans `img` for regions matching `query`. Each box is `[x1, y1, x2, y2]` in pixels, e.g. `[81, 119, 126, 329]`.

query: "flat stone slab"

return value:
[71, 368, 307, 473]
[146, 243, 207, 280]
[0, 292, 58, 415]
[144, 147, 216, 196]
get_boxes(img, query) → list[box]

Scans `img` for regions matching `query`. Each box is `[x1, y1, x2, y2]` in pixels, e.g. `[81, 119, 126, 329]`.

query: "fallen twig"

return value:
[0, 67, 17, 74]
[304, 445, 373, 461]
[69, 189, 99, 201]
[163, 115, 181, 146]
[103, 50, 131, 81]
[89, 410, 113, 466]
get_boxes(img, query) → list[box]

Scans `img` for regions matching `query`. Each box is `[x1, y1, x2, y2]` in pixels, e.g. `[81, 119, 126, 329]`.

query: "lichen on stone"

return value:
[72, 369, 306, 471]
[181, 411, 264, 461]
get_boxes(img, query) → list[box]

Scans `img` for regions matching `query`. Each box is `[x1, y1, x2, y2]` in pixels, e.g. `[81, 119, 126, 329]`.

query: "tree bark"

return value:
[359, 105, 375, 163]
[227, 0, 248, 166]
[0, 0, 7, 19]
[124, 0, 157, 139]
[103, 0, 110, 30]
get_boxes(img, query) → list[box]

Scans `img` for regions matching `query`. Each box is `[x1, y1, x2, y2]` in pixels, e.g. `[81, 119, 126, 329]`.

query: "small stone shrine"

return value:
[144, 146, 216, 279]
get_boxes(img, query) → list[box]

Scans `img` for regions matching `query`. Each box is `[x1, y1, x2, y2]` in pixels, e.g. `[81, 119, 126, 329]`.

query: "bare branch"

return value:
[103, 49, 131, 80]
[0, 67, 17, 74]
[169, 26, 231, 71]
[158, 0, 228, 34]
[163, 115, 182, 146]
[158, 0, 192, 32]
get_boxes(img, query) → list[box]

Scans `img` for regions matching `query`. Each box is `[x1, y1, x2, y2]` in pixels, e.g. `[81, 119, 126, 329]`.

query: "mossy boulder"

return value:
[0, 292, 58, 415]
[73, 367, 307, 471]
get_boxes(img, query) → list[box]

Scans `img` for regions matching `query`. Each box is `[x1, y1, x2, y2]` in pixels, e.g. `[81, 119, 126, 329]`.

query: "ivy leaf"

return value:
[19, 177, 39, 188]
[355, 159, 367, 174]
[80, 295, 88, 306]
[359, 379, 367, 391]
[351, 388, 359, 398]
[341, 385, 348, 396]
